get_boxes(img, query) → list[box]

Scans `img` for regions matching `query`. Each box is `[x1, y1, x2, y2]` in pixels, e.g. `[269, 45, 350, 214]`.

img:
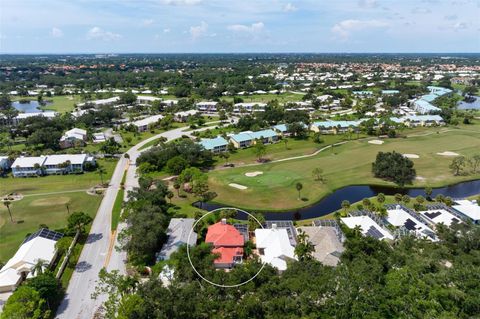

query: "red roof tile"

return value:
[205, 222, 244, 247]
[212, 247, 243, 264]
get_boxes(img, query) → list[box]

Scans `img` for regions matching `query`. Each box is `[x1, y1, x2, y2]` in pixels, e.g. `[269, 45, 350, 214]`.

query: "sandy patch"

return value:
[403, 153, 420, 159]
[30, 196, 70, 206]
[229, 183, 248, 190]
[437, 151, 460, 156]
[416, 176, 426, 181]
[368, 139, 384, 145]
[245, 171, 263, 177]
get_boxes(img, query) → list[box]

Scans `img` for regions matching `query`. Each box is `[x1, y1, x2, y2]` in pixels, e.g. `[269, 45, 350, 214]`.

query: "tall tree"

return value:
[3, 200, 14, 223]
[295, 182, 303, 200]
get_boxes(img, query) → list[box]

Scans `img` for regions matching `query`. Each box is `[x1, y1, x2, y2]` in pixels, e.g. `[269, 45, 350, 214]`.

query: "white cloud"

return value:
[412, 7, 431, 14]
[452, 22, 467, 31]
[283, 3, 297, 12]
[86, 27, 121, 41]
[50, 27, 63, 38]
[142, 19, 154, 26]
[358, 0, 378, 8]
[445, 14, 458, 20]
[163, 28, 171, 33]
[189, 21, 208, 39]
[227, 22, 264, 33]
[332, 19, 389, 40]
[160, 0, 202, 5]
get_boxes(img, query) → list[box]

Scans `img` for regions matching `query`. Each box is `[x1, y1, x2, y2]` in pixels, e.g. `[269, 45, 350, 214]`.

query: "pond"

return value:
[457, 96, 480, 110]
[12, 100, 51, 113]
[194, 179, 480, 221]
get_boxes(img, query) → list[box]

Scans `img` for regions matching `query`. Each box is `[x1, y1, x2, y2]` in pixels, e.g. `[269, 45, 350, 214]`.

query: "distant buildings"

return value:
[412, 86, 452, 114]
[60, 128, 87, 149]
[11, 154, 95, 177]
[196, 101, 218, 113]
[130, 114, 164, 132]
[0, 229, 63, 293]
[174, 109, 199, 122]
[310, 120, 365, 134]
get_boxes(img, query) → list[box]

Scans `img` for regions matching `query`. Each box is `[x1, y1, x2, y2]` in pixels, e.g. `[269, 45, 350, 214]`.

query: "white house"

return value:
[196, 101, 218, 113]
[130, 114, 164, 132]
[255, 225, 297, 271]
[0, 229, 63, 293]
[341, 215, 394, 240]
[233, 102, 267, 113]
[452, 200, 480, 224]
[174, 109, 199, 122]
[385, 205, 437, 241]
[60, 128, 87, 149]
[12, 154, 95, 177]
[419, 207, 462, 227]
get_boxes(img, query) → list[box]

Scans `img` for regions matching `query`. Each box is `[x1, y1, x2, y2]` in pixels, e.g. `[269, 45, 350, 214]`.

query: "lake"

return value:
[457, 96, 480, 110]
[12, 100, 51, 113]
[195, 179, 480, 221]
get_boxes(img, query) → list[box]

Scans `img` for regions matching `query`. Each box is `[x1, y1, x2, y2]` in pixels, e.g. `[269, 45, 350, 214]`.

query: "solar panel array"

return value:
[365, 226, 384, 240]
[233, 224, 249, 242]
[264, 221, 297, 246]
[23, 228, 64, 244]
[404, 219, 417, 231]
[424, 211, 442, 219]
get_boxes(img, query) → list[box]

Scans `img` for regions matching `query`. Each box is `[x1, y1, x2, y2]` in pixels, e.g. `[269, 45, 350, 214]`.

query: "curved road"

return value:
[56, 123, 222, 319]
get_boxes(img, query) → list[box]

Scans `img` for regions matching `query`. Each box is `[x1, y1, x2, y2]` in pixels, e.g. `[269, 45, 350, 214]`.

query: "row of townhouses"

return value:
[9, 154, 95, 177]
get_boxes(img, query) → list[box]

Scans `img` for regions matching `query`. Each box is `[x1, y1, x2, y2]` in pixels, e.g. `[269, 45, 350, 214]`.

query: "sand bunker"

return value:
[403, 153, 420, 159]
[229, 183, 248, 190]
[416, 176, 426, 181]
[245, 171, 263, 177]
[437, 151, 460, 156]
[368, 139, 384, 145]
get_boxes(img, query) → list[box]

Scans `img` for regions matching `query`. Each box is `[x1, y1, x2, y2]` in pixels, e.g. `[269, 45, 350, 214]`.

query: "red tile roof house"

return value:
[205, 219, 245, 269]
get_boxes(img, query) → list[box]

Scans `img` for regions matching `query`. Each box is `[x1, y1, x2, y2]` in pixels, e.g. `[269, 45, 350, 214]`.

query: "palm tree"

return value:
[353, 225, 363, 237]
[283, 138, 288, 150]
[341, 200, 350, 214]
[31, 259, 49, 276]
[295, 182, 303, 200]
[3, 200, 14, 223]
[167, 191, 174, 203]
[97, 166, 106, 186]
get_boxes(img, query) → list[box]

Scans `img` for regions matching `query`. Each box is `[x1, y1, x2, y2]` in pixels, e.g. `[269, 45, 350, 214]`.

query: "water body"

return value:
[457, 96, 480, 110]
[194, 180, 480, 221]
[12, 100, 51, 113]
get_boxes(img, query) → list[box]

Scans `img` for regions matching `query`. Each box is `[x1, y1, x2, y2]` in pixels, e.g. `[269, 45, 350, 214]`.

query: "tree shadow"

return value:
[75, 261, 92, 273]
[85, 233, 103, 244]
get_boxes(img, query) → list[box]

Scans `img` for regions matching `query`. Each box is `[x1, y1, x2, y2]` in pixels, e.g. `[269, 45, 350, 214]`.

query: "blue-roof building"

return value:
[427, 86, 453, 96]
[382, 90, 400, 95]
[229, 129, 280, 148]
[199, 136, 228, 153]
[413, 99, 441, 114]
[310, 120, 365, 134]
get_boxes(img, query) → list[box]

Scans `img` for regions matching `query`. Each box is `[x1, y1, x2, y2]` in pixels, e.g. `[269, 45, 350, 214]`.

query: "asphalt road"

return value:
[56, 123, 223, 319]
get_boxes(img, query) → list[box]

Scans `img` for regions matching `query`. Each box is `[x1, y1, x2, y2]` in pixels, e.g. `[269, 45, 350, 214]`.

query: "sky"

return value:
[1, 0, 479, 54]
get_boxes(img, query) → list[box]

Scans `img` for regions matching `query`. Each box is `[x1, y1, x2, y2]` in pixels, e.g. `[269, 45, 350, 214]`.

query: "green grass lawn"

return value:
[208, 123, 480, 211]
[222, 92, 305, 104]
[0, 158, 117, 262]
[12, 95, 82, 113]
[0, 192, 103, 262]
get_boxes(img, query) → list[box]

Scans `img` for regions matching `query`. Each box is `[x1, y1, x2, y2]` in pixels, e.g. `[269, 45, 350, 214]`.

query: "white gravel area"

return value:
[229, 183, 248, 190]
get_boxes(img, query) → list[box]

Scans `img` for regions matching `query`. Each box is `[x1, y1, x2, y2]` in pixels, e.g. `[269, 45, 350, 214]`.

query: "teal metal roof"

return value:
[199, 136, 228, 150]
[249, 129, 277, 140]
[230, 132, 254, 143]
[382, 90, 400, 94]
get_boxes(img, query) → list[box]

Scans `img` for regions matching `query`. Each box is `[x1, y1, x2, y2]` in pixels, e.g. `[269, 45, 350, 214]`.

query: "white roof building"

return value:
[419, 208, 462, 227]
[255, 225, 297, 271]
[15, 111, 57, 120]
[341, 216, 394, 240]
[131, 114, 164, 129]
[452, 200, 480, 224]
[386, 205, 436, 241]
[11, 156, 47, 169]
[0, 229, 63, 292]
[60, 128, 87, 142]
[44, 154, 88, 166]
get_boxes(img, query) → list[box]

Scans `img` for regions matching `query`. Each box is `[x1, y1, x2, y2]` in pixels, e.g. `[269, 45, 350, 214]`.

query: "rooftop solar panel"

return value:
[366, 226, 384, 239]
[264, 221, 297, 246]
[404, 219, 417, 231]
[424, 211, 442, 219]
[23, 228, 64, 244]
[233, 224, 249, 242]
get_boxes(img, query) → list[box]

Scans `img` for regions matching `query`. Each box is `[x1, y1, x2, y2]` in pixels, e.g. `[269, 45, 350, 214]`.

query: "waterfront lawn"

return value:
[208, 124, 480, 211]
